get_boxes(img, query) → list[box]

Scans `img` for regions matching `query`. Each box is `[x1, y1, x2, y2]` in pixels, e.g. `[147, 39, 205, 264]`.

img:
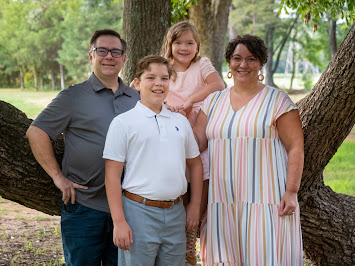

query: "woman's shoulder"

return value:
[206, 87, 229, 102]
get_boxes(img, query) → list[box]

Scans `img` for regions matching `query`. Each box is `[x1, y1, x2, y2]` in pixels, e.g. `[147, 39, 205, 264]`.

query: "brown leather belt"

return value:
[123, 190, 181, 208]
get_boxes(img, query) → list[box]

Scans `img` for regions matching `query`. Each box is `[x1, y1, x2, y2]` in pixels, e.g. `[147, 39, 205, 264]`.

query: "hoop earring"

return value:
[227, 71, 232, 79]
[258, 73, 264, 81]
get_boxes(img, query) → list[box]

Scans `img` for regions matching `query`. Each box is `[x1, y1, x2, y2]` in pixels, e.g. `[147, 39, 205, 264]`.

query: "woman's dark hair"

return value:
[225, 34, 267, 65]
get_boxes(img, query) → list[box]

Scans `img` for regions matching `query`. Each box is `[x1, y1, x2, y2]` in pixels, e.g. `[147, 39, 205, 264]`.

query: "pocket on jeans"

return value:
[61, 201, 82, 214]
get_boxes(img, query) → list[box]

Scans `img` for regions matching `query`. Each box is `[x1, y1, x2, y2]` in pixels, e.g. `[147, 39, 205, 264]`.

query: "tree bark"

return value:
[297, 22, 355, 265]
[0, 102, 63, 215]
[189, 0, 232, 76]
[329, 17, 337, 57]
[121, 0, 171, 85]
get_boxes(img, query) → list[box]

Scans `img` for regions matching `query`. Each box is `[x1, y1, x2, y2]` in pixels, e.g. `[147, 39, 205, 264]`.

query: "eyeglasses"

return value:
[231, 56, 258, 65]
[92, 47, 124, 58]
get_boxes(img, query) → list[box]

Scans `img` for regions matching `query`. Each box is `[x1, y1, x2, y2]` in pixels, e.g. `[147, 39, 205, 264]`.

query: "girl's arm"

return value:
[182, 72, 225, 111]
[276, 110, 304, 216]
[105, 159, 133, 250]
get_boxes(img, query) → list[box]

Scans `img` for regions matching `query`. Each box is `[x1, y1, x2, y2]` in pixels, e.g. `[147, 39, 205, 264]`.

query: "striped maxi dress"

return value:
[199, 86, 303, 266]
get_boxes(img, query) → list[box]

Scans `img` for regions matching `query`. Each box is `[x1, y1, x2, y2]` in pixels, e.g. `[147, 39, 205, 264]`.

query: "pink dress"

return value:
[200, 86, 303, 265]
[165, 57, 217, 180]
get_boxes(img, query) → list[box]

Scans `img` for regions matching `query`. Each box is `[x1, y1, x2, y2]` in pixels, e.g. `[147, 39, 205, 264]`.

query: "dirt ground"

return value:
[0, 197, 64, 266]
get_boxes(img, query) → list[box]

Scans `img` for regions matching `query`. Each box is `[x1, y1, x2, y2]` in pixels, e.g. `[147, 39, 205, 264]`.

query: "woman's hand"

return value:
[278, 191, 298, 216]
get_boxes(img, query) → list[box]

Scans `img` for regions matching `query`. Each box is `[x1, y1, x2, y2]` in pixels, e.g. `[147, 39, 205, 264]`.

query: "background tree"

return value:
[188, 0, 232, 76]
[121, 0, 172, 84]
[58, 0, 123, 83]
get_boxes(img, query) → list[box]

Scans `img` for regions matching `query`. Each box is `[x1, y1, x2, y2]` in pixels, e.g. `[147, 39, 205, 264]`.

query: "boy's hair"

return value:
[134, 55, 174, 79]
[161, 21, 200, 63]
[89, 29, 127, 53]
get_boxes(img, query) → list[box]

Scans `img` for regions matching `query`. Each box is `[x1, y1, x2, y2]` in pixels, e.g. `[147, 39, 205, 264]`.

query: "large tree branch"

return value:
[0, 101, 62, 215]
[297, 22, 355, 265]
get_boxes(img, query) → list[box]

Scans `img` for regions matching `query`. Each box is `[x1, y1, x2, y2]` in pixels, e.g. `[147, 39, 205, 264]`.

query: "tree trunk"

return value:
[60, 64, 65, 90]
[189, 0, 232, 76]
[265, 24, 277, 87]
[40, 71, 44, 90]
[228, 5, 236, 39]
[34, 67, 38, 91]
[51, 68, 55, 90]
[121, 0, 171, 85]
[329, 17, 337, 57]
[20, 66, 24, 89]
[296, 22, 355, 265]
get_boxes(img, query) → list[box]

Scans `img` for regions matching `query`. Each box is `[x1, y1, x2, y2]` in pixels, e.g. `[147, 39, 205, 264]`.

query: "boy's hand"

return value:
[113, 221, 133, 250]
[185, 202, 200, 231]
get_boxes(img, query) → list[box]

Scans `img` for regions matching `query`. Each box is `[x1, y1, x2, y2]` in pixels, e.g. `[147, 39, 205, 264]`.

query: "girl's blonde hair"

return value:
[161, 21, 200, 63]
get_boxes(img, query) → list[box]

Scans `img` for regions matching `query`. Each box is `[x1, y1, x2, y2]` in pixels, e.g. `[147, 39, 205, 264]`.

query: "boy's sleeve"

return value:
[183, 117, 200, 159]
[103, 117, 128, 162]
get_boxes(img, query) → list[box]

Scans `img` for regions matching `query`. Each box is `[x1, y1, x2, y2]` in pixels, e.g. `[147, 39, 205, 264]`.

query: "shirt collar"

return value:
[88, 73, 136, 97]
[136, 101, 171, 118]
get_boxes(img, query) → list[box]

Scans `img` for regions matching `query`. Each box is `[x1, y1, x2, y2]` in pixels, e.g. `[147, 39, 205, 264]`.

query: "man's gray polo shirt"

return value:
[32, 73, 140, 213]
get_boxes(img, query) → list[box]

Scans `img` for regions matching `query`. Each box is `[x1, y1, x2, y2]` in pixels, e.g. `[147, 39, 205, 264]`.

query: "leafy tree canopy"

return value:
[280, 0, 355, 25]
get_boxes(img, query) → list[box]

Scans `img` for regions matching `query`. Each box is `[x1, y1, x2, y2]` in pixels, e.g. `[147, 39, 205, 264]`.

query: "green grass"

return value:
[1, 88, 354, 196]
[324, 141, 355, 196]
[0, 88, 58, 119]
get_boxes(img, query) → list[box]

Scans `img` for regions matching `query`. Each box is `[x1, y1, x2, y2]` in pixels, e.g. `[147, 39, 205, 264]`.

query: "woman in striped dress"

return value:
[193, 35, 304, 265]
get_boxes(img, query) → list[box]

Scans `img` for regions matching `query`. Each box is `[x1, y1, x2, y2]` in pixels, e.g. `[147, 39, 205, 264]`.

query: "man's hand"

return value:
[53, 174, 88, 204]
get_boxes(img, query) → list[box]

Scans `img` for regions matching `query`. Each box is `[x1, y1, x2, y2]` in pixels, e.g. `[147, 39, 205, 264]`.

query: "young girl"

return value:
[161, 21, 225, 265]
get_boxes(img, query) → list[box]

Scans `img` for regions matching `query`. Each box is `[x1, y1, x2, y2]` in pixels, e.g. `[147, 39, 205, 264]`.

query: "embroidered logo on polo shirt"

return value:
[175, 126, 179, 131]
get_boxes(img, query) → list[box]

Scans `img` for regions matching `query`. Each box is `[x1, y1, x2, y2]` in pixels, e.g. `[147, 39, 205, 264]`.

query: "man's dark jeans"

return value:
[61, 201, 117, 266]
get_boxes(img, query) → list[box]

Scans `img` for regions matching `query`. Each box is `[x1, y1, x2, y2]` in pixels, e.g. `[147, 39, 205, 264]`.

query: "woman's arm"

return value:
[277, 110, 304, 216]
[192, 110, 208, 152]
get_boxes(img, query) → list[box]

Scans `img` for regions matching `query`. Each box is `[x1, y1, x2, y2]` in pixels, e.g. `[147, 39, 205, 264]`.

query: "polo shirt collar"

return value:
[136, 101, 171, 118]
[88, 73, 136, 97]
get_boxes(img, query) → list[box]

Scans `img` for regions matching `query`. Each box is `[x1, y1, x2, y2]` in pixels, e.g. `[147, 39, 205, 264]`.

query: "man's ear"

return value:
[122, 54, 127, 64]
[133, 78, 140, 92]
[89, 51, 93, 64]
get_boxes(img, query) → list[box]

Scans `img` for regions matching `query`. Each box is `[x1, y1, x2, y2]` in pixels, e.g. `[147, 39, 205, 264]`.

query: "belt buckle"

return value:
[169, 200, 174, 208]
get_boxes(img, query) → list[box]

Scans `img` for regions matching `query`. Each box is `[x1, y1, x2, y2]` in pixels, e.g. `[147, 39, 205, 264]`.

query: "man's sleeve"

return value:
[31, 89, 72, 140]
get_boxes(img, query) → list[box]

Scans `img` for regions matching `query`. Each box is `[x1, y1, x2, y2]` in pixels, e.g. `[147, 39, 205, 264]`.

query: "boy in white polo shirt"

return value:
[103, 55, 203, 266]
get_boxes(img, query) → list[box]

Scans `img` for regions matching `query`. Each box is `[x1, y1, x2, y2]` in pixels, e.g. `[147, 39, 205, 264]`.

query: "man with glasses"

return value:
[26, 29, 140, 265]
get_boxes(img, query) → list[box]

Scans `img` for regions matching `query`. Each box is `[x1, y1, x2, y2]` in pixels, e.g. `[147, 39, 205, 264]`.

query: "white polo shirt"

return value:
[103, 101, 200, 200]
